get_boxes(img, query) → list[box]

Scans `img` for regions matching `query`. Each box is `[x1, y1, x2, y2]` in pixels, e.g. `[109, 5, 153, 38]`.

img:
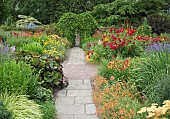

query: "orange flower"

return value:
[110, 76, 115, 80]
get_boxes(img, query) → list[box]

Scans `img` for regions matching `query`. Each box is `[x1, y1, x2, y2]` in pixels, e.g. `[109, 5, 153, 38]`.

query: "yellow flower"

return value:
[104, 37, 109, 42]
[161, 38, 165, 41]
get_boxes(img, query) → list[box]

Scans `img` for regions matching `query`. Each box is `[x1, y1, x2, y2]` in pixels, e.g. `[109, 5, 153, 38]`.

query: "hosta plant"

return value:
[15, 50, 68, 90]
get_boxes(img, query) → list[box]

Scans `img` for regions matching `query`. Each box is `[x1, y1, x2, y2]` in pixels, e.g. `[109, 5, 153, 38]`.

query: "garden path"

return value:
[55, 47, 98, 119]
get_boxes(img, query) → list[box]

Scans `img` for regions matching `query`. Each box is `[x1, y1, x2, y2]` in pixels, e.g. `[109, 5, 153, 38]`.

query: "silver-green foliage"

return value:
[16, 15, 42, 29]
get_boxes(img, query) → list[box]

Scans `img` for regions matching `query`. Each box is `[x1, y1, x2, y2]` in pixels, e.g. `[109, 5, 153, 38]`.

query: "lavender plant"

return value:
[0, 44, 15, 63]
[145, 43, 170, 53]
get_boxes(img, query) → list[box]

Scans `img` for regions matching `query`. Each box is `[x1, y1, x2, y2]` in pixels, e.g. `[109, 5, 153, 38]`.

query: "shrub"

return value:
[16, 15, 42, 31]
[0, 60, 37, 95]
[77, 12, 98, 37]
[56, 12, 98, 46]
[0, 93, 42, 119]
[136, 18, 152, 36]
[56, 12, 78, 46]
[147, 14, 170, 35]
[0, 101, 12, 119]
[37, 100, 56, 119]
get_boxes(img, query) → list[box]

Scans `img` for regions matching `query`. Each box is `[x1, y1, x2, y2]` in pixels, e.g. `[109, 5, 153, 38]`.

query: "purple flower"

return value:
[145, 43, 170, 53]
[10, 46, 16, 52]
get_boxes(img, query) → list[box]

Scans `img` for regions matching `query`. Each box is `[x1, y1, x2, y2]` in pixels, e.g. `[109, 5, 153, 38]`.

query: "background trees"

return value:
[0, 0, 169, 26]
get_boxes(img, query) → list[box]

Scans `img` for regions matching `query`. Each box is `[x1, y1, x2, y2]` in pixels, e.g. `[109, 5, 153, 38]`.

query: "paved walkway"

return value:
[55, 47, 98, 119]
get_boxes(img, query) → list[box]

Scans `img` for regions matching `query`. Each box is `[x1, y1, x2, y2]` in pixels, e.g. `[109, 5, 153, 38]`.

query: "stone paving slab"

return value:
[57, 90, 67, 97]
[56, 47, 98, 119]
[85, 104, 97, 114]
[75, 96, 93, 104]
[56, 97, 75, 105]
[67, 90, 92, 97]
[57, 104, 85, 114]
[57, 115, 74, 119]
[75, 115, 98, 119]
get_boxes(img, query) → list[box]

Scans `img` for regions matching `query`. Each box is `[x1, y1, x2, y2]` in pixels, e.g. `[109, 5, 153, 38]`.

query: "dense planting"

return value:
[0, 30, 70, 118]
[81, 23, 170, 118]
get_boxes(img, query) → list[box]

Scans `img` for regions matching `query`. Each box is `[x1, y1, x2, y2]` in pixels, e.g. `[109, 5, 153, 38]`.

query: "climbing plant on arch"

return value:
[56, 12, 98, 46]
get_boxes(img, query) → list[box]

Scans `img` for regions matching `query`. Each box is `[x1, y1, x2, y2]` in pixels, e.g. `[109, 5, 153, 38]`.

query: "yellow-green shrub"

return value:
[0, 93, 42, 119]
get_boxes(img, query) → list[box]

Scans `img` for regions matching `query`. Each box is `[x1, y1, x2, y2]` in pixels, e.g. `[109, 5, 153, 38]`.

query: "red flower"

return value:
[0, 37, 2, 41]
[109, 28, 114, 33]
[103, 42, 107, 47]
[120, 41, 126, 46]
[112, 55, 115, 58]
[111, 35, 116, 41]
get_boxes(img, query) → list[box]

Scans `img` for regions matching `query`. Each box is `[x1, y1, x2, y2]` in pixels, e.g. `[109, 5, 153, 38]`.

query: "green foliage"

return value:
[0, 101, 12, 119]
[56, 12, 98, 46]
[0, 93, 42, 119]
[21, 42, 43, 54]
[56, 12, 78, 46]
[92, 0, 137, 26]
[0, 29, 6, 43]
[91, 0, 168, 26]
[29, 86, 53, 102]
[15, 51, 66, 90]
[134, 51, 170, 91]
[146, 73, 170, 105]
[78, 12, 98, 37]
[136, 18, 152, 36]
[0, 60, 37, 95]
[98, 57, 139, 82]
[0, 0, 13, 24]
[135, 0, 167, 15]
[6, 37, 33, 51]
[98, 59, 114, 79]
[80, 37, 98, 49]
[37, 100, 56, 119]
[88, 45, 107, 64]
[10, 0, 112, 24]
